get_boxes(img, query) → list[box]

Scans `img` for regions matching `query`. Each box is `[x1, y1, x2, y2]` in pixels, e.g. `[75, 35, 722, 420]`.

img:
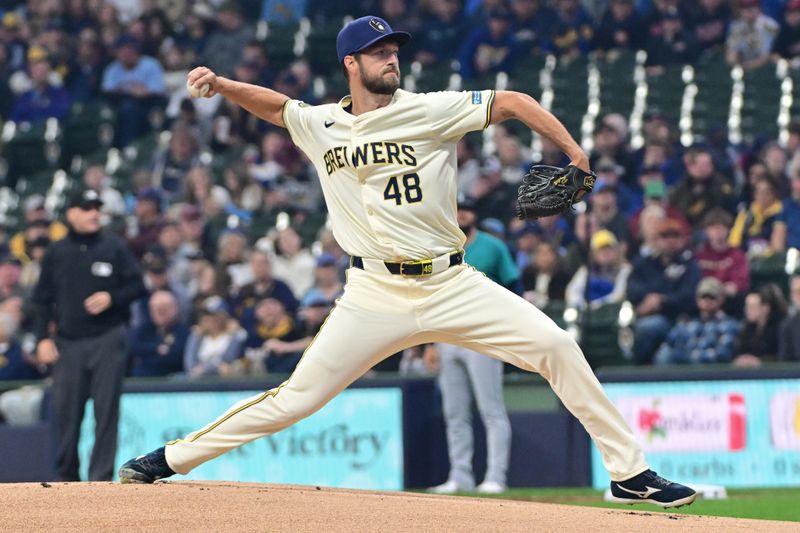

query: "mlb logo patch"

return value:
[472, 91, 482, 105]
[91, 261, 113, 277]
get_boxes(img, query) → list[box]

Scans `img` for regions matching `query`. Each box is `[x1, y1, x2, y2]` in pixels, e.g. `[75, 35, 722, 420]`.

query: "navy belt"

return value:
[350, 251, 464, 277]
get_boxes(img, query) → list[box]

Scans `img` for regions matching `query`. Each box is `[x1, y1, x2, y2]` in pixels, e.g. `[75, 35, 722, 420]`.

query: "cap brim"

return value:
[72, 200, 104, 209]
[350, 31, 411, 58]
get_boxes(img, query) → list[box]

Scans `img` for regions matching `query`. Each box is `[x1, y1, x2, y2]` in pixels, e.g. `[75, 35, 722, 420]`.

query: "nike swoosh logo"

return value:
[324, 120, 335, 128]
[615, 484, 663, 499]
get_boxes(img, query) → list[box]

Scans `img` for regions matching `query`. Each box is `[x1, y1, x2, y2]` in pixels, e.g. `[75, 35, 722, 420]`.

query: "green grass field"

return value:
[469, 488, 800, 522]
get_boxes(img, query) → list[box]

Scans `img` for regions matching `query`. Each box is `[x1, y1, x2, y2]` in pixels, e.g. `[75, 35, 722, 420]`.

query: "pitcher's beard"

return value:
[362, 69, 400, 95]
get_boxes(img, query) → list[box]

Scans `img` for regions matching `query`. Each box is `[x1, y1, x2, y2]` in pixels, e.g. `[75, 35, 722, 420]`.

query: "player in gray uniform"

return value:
[119, 15, 697, 509]
[426, 196, 516, 494]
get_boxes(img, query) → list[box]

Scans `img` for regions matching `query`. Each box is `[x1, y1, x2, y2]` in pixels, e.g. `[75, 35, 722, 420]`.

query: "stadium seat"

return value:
[1, 119, 61, 189]
[749, 252, 789, 294]
[305, 21, 343, 78]
[506, 52, 546, 98]
[249, 210, 278, 243]
[414, 63, 456, 94]
[294, 209, 329, 246]
[462, 71, 499, 92]
[550, 57, 589, 139]
[789, 68, 800, 118]
[645, 64, 685, 125]
[598, 52, 636, 117]
[740, 64, 781, 141]
[692, 52, 732, 138]
[60, 102, 116, 171]
[108, 132, 161, 190]
[322, 74, 349, 100]
[15, 169, 58, 198]
[70, 149, 110, 177]
[209, 145, 247, 183]
[578, 302, 628, 369]
[0, 186, 20, 231]
[263, 24, 299, 73]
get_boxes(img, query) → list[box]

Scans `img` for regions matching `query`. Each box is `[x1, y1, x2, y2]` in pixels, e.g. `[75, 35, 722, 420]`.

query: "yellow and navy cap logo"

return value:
[369, 18, 386, 32]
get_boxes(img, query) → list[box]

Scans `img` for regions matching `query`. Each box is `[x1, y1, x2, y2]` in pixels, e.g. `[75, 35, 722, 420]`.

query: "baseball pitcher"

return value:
[119, 15, 696, 508]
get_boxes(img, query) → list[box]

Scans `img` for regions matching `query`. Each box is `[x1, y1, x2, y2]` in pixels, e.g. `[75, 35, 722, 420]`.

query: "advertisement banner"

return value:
[770, 391, 800, 450]
[616, 393, 746, 452]
[591, 379, 800, 489]
[79, 388, 404, 489]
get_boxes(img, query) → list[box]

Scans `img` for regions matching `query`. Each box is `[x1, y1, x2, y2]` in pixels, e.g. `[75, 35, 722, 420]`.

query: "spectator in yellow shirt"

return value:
[9, 195, 67, 263]
[728, 177, 783, 257]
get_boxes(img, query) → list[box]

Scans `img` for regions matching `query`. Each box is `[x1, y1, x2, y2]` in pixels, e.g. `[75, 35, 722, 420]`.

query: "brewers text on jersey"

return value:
[322, 141, 417, 176]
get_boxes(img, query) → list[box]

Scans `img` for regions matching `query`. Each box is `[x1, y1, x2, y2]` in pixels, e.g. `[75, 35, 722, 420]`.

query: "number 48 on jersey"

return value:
[383, 173, 423, 205]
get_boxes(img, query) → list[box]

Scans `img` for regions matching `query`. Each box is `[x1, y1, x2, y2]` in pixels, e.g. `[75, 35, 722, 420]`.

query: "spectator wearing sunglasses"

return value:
[653, 277, 740, 365]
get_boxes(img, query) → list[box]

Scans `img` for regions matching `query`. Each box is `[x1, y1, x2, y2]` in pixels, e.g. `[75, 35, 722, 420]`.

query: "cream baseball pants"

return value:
[166, 264, 648, 481]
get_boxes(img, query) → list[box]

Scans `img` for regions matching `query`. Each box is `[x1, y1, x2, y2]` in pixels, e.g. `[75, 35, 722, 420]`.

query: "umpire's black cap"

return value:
[68, 188, 104, 209]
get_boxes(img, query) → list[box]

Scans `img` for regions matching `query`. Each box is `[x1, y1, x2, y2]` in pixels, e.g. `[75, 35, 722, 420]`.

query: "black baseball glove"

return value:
[516, 164, 596, 220]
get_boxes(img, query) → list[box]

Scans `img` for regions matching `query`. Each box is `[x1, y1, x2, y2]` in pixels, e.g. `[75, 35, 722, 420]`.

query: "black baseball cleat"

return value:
[609, 470, 697, 508]
[118, 446, 176, 484]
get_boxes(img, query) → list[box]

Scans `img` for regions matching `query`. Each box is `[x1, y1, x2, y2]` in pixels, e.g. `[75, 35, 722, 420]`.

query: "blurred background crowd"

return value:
[1, 0, 800, 388]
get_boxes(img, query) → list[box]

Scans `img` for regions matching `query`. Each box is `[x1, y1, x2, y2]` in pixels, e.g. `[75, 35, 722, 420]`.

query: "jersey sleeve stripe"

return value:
[483, 90, 496, 129]
[280, 98, 292, 127]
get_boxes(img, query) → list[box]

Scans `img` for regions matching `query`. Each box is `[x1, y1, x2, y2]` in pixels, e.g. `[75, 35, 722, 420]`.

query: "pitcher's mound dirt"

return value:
[2, 482, 794, 532]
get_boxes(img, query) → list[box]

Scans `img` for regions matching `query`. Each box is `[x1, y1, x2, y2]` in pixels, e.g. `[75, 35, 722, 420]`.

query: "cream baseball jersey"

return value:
[282, 88, 496, 260]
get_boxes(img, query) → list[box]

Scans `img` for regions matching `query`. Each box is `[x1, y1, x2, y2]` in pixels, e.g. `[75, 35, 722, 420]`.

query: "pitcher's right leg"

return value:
[167, 305, 418, 473]
[121, 268, 422, 481]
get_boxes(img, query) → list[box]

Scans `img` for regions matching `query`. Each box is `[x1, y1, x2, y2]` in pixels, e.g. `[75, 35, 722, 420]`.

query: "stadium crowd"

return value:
[1, 0, 800, 389]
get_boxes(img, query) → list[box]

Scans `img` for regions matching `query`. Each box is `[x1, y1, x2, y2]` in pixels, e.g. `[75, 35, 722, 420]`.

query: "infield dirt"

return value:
[1, 482, 795, 532]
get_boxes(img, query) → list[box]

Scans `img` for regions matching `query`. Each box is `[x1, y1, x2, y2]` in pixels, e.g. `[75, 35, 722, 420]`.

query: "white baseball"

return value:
[187, 81, 210, 98]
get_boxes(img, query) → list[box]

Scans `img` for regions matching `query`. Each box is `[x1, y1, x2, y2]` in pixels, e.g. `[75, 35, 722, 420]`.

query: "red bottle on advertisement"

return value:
[729, 393, 746, 451]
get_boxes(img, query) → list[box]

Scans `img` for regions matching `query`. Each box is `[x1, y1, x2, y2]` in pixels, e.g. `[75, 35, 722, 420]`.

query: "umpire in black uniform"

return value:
[33, 188, 146, 481]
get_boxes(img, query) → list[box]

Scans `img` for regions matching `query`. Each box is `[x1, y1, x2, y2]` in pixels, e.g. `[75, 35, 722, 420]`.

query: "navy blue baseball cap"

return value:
[336, 16, 411, 63]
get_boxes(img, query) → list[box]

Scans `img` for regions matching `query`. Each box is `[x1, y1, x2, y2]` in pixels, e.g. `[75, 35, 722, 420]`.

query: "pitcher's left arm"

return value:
[490, 91, 589, 172]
